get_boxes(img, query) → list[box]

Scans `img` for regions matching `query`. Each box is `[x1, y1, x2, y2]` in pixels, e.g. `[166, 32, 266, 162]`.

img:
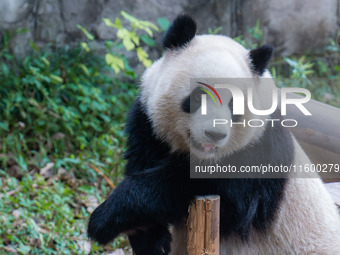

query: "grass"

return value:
[0, 170, 130, 254]
[0, 34, 137, 254]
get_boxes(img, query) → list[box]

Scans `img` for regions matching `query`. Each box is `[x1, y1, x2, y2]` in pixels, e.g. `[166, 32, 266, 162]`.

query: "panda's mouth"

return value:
[191, 139, 218, 153]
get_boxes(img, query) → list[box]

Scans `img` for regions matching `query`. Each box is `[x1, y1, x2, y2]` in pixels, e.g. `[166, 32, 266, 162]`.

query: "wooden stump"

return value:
[187, 195, 220, 255]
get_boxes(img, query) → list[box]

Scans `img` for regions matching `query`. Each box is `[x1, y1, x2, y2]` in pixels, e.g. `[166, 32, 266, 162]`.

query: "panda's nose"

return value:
[204, 130, 227, 141]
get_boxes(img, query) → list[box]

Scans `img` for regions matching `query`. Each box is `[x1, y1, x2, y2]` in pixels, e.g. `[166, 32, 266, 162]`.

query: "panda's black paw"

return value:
[128, 225, 172, 255]
[87, 202, 120, 245]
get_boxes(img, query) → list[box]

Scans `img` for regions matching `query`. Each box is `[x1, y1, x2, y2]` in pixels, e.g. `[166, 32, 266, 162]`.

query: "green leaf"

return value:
[30, 41, 39, 52]
[142, 27, 154, 37]
[103, 18, 115, 27]
[17, 243, 31, 254]
[115, 17, 122, 28]
[78, 185, 96, 194]
[121, 11, 139, 23]
[1, 63, 9, 76]
[77, 25, 94, 40]
[77, 63, 90, 76]
[0, 122, 9, 131]
[136, 47, 152, 67]
[122, 38, 135, 51]
[103, 18, 122, 29]
[208, 26, 223, 35]
[117, 28, 135, 51]
[63, 158, 81, 164]
[15, 28, 29, 34]
[105, 54, 124, 73]
[157, 17, 170, 31]
[50, 74, 63, 83]
[41, 57, 50, 66]
[16, 155, 27, 171]
[130, 32, 140, 45]
[139, 21, 159, 31]
[80, 42, 90, 52]
[284, 57, 298, 67]
[140, 35, 155, 46]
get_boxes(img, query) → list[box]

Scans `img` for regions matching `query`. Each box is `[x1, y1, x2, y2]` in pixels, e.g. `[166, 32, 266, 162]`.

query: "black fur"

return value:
[163, 14, 197, 49]
[129, 225, 172, 255]
[181, 87, 206, 113]
[181, 89, 241, 121]
[88, 98, 294, 254]
[124, 100, 171, 175]
[228, 98, 241, 122]
[249, 45, 274, 75]
[181, 94, 191, 113]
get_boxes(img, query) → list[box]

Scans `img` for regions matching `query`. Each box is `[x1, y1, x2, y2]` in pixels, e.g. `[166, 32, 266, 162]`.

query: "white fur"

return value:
[140, 35, 275, 157]
[140, 34, 340, 254]
[170, 141, 340, 254]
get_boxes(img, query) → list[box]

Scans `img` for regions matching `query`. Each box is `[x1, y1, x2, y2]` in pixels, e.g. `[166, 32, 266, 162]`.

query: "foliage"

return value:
[0, 29, 136, 254]
[0, 32, 137, 180]
[275, 54, 340, 105]
[0, 12, 172, 253]
[0, 13, 171, 254]
[283, 56, 315, 79]
[274, 49, 340, 106]
[79, 11, 169, 77]
[0, 170, 129, 254]
[234, 20, 263, 49]
[208, 26, 223, 35]
[233, 20, 340, 107]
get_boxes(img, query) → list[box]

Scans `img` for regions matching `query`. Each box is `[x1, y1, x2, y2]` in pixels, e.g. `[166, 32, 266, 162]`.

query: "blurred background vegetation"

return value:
[0, 9, 339, 255]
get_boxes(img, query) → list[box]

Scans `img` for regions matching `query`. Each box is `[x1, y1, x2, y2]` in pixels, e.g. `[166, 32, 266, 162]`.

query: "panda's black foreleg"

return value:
[87, 165, 192, 252]
[128, 224, 172, 255]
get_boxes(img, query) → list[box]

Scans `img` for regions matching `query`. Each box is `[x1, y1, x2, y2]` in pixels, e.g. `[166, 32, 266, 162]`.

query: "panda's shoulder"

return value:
[124, 98, 171, 175]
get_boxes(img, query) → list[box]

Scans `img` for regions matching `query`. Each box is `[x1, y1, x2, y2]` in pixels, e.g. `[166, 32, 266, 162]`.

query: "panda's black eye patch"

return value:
[228, 98, 240, 121]
[181, 87, 206, 113]
[181, 95, 191, 113]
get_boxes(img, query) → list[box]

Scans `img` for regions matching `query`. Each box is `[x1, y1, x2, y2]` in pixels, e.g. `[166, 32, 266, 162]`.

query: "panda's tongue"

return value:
[203, 144, 215, 152]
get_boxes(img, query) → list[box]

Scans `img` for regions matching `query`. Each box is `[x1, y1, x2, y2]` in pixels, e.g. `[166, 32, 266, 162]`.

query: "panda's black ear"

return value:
[163, 14, 197, 49]
[249, 45, 274, 75]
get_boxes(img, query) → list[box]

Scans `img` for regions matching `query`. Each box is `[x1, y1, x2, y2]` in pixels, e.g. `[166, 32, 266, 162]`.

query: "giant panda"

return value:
[87, 14, 340, 254]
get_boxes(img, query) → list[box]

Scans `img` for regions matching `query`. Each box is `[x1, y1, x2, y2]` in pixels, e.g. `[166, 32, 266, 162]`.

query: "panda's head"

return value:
[140, 14, 275, 160]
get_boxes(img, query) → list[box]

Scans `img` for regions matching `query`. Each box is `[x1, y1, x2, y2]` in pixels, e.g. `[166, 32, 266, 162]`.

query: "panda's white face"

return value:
[188, 85, 233, 159]
[140, 35, 275, 160]
[187, 78, 274, 160]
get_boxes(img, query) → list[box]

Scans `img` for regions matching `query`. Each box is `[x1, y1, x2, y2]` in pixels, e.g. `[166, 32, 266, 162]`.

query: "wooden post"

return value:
[187, 195, 220, 255]
[204, 196, 220, 254]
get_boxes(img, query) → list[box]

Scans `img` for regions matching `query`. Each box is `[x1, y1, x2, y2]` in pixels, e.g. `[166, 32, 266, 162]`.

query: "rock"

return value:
[0, 0, 339, 57]
[82, 195, 99, 213]
[106, 249, 126, 255]
[7, 165, 22, 178]
[0, 0, 33, 23]
[77, 240, 92, 254]
[12, 209, 21, 219]
[323, 92, 335, 102]
[39, 162, 55, 178]
[34, 0, 64, 45]
[51, 132, 66, 140]
[243, 0, 338, 55]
